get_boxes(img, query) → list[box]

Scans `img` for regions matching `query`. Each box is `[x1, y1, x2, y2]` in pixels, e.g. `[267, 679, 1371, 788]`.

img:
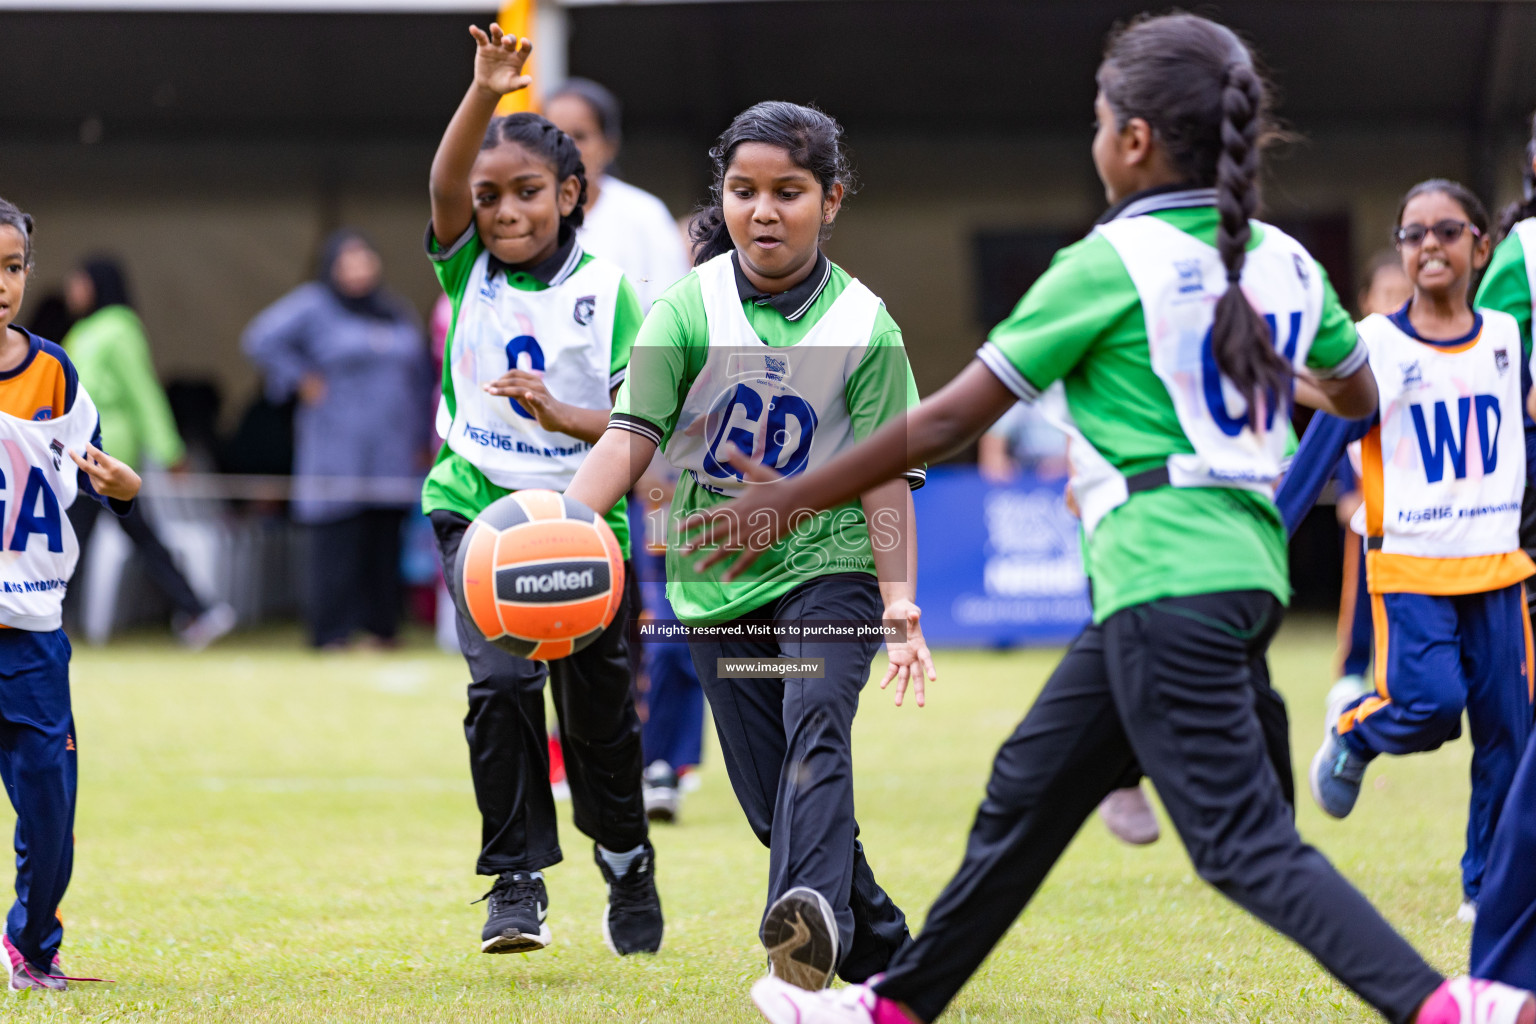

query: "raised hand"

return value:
[469, 23, 533, 97]
[878, 597, 936, 708]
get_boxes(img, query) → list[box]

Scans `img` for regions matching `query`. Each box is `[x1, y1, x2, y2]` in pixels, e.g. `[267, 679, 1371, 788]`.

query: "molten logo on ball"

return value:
[454, 490, 625, 661]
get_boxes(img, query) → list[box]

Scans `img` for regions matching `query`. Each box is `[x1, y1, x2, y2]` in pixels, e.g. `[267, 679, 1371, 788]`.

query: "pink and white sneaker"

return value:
[750, 976, 920, 1024]
[3, 934, 62, 992]
[1416, 976, 1536, 1024]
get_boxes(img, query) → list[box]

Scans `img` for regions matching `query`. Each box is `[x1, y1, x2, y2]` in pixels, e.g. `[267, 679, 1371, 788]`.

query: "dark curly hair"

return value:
[0, 196, 35, 270]
[482, 112, 589, 232]
[690, 101, 856, 266]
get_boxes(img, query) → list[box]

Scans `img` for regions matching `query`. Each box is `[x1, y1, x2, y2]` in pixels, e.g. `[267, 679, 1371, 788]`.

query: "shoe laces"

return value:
[606, 855, 657, 914]
[474, 872, 542, 916]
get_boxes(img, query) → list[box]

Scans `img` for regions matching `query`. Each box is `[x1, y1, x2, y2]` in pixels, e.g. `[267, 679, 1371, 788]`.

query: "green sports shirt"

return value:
[423, 225, 642, 557]
[611, 253, 923, 624]
[1476, 225, 1535, 359]
[982, 195, 1363, 622]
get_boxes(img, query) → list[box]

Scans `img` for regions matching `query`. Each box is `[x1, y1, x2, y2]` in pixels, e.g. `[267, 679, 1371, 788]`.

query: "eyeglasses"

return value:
[1394, 219, 1480, 247]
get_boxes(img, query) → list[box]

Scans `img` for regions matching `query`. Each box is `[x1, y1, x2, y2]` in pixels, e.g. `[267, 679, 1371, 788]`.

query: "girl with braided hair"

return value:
[426, 23, 660, 958]
[672, 12, 1534, 1024]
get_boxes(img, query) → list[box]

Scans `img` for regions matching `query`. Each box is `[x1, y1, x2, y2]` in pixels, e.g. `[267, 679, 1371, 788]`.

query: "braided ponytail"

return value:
[482, 113, 590, 231]
[1100, 14, 1288, 429]
[1212, 61, 1291, 425]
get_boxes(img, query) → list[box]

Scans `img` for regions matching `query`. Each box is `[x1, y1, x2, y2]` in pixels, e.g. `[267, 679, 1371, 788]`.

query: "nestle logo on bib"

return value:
[496, 560, 611, 603]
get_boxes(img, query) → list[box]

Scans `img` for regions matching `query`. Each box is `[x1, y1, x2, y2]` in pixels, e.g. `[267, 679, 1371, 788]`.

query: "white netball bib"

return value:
[1098, 215, 1326, 490]
[439, 248, 626, 492]
[663, 253, 882, 496]
[0, 390, 101, 630]
[1359, 309, 1526, 559]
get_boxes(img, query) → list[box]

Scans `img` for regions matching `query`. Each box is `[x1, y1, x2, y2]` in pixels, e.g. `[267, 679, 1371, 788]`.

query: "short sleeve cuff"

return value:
[425, 221, 477, 263]
[609, 413, 665, 447]
[977, 342, 1041, 402]
[608, 368, 627, 391]
[904, 468, 927, 491]
[1310, 338, 1369, 381]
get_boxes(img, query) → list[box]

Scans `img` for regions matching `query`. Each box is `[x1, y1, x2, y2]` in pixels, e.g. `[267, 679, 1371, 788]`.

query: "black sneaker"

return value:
[763, 887, 838, 990]
[593, 841, 663, 955]
[477, 871, 551, 954]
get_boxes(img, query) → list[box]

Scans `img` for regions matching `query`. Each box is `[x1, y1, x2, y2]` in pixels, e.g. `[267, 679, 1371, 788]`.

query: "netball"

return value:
[453, 489, 624, 660]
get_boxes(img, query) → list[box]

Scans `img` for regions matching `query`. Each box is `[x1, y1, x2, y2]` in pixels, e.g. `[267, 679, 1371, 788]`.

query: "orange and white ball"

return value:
[453, 490, 624, 660]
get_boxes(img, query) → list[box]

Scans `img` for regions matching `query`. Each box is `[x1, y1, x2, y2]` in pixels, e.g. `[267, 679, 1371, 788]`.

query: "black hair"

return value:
[481, 112, 588, 232]
[1100, 13, 1287, 426]
[1394, 179, 1491, 299]
[1397, 178, 1489, 239]
[549, 78, 622, 143]
[690, 101, 855, 267]
[0, 196, 35, 270]
[1495, 111, 1536, 245]
[78, 255, 133, 312]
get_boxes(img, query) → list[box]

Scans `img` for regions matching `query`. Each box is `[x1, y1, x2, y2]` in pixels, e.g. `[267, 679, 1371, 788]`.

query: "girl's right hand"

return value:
[469, 23, 533, 97]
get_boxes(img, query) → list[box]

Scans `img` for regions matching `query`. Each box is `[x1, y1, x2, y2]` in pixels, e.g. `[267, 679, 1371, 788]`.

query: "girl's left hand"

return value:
[70, 445, 142, 502]
[485, 369, 571, 433]
[879, 598, 936, 708]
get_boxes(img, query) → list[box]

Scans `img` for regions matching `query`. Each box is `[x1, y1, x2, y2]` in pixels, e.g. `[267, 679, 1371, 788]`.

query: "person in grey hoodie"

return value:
[243, 230, 432, 648]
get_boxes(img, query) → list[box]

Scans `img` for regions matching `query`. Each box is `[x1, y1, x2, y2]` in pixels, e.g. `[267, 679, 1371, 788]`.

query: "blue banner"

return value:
[913, 466, 1090, 647]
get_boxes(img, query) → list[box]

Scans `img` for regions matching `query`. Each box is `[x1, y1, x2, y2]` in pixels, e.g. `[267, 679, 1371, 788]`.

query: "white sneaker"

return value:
[1416, 976, 1535, 1024]
[642, 760, 680, 823]
[178, 602, 236, 650]
[751, 976, 878, 1024]
[1457, 899, 1478, 924]
[1098, 785, 1160, 845]
[763, 887, 838, 991]
[1326, 674, 1371, 712]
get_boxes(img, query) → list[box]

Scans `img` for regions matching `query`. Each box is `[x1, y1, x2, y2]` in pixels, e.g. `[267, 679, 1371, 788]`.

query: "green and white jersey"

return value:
[612, 251, 923, 624]
[1477, 218, 1536, 360]
[982, 187, 1365, 622]
[423, 223, 642, 556]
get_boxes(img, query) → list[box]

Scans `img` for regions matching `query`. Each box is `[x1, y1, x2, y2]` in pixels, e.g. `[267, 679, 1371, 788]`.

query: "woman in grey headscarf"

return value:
[243, 230, 431, 649]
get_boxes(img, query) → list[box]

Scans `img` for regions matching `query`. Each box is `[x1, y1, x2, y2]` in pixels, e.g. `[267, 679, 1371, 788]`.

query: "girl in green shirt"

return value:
[565, 100, 934, 992]
[696, 13, 1527, 1024]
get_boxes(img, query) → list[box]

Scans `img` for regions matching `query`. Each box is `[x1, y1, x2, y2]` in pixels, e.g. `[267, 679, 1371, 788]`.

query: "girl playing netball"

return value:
[426, 24, 660, 957]
[679, 15, 1533, 1024]
[1280, 181, 1532, 924]
[0, 198, 141, 991]
[563, 100, 935, 990]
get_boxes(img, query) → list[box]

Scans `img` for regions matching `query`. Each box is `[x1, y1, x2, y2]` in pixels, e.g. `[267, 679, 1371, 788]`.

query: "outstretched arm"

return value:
[429, 24, 532, 247]
[685, 359, 1017, 577]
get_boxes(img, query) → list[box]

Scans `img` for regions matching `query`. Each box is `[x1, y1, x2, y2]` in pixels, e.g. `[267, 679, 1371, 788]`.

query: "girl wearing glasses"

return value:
[1280, 178, 1533, 924]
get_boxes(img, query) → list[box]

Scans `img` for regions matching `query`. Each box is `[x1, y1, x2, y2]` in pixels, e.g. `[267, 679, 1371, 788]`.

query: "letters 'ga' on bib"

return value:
[664, 253, 882, 497]
[1357, 309, 1530, 591]
[0, 388, 101, 630]
[438, 248, 626, 492]
[1056, 215, 1326, 538]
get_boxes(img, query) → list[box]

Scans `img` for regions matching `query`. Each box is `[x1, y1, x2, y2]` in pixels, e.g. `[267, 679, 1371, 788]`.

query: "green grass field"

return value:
[0, 617, 1476, 1022]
